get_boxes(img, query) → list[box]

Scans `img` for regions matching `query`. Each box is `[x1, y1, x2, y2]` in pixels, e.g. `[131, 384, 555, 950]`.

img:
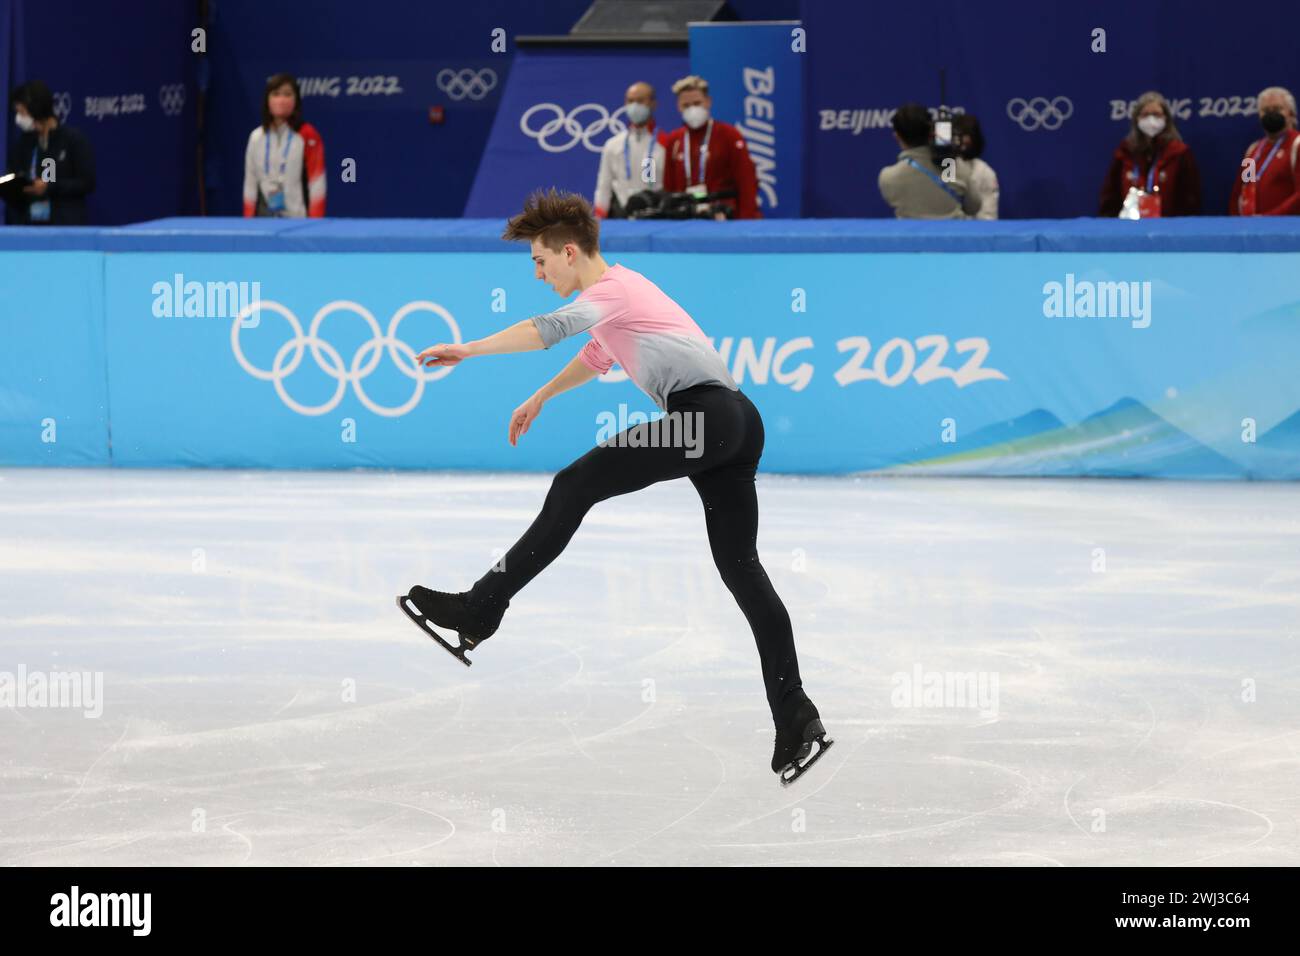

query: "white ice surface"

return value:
[1, 468, 1298, 866]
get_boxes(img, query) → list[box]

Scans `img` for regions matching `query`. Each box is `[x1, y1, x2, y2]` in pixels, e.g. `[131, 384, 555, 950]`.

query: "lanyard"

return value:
[1144, 149, 1163, 191]
[1126, 149, 1164, 191]
[903, 156, 963, 204]
[682, 118, 713, 186]
[623, 128, 642, 179]
[264, 127, 293, 176]
[1254, 136, 1285, 179]
[30, 146, 39, 179]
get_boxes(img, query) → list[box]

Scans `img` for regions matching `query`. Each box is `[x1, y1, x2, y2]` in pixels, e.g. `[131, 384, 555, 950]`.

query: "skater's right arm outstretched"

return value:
[509, 353, 600, 446]
[417, 319, 546, 368]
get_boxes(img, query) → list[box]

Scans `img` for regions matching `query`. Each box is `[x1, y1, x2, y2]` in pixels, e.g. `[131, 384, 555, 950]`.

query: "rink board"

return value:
[2, 220, 1299, 477]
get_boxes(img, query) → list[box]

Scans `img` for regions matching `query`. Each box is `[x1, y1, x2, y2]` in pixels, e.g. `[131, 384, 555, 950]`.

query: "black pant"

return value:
[469, 384, 806, 724]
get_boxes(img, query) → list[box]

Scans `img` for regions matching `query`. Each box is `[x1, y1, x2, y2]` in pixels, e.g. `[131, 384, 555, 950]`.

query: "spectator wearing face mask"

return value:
[952, 113, 999, 220]
[1229, 86, 1300, 216]
[662, 75, 759, 219]
[1099, 91, 1201, 217]
[5, 80, 96, 225]
[594, 81, 667, 219]
[243, 73, 326, 218]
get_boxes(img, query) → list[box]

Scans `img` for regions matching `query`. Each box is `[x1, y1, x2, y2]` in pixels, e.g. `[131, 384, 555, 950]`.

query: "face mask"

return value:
[681, 105, 709, 130]
[14, 113, 34, 132]
[1137, 115, 1166, 138]
[625, 102, 650, 125]
[1261, 109, 1286, 134]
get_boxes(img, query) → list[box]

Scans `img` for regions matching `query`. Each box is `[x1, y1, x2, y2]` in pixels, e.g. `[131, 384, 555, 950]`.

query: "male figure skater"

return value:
[398, 188, 831, 785]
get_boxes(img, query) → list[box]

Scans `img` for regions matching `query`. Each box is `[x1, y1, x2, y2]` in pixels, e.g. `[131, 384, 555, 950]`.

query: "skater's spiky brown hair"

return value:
[502, 188, 600, 256]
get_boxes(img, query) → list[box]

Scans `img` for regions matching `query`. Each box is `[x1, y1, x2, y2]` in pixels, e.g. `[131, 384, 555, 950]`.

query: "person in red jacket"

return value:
[1099, 91, 1201, 217]
[242, 73, 326, 218]
[1228, 86, 1300, 216]
[662, 75, 760, 219]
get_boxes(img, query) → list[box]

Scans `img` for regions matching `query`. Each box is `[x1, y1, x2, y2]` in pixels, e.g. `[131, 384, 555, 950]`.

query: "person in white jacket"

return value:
[593, 81, 666, 218]
[953, 113, 1000, 220]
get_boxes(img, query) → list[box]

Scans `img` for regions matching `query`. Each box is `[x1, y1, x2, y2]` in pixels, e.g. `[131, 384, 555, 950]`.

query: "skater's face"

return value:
[531, 238, 579, 297]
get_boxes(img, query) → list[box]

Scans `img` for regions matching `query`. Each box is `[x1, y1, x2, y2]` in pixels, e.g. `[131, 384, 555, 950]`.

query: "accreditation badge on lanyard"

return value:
[28, 147, 51, 223]
[682, 118, 713, 201]
[263, 128, 294, 215]
[1137, 154, 1163, 217]
[1121, 152, 1163, 218]
[1239, 136, 1284, 216]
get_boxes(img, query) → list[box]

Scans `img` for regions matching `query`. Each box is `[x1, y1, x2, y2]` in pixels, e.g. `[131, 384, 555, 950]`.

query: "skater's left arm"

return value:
[508, 353, 601, 446]
[535, 351, 601, 402]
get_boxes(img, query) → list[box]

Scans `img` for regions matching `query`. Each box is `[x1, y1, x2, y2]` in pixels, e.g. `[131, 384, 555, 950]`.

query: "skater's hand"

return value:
[417, 343, 471, 368]
[509, 394, 543, 446]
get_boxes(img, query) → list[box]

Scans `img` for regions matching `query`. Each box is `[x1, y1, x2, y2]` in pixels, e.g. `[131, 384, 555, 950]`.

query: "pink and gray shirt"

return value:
[528, 263, 738, 411]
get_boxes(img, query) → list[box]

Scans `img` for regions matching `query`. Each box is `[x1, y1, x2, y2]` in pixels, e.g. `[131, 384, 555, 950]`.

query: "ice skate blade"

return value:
[396, 594, 474, 667]
[778, 735, 834, 787]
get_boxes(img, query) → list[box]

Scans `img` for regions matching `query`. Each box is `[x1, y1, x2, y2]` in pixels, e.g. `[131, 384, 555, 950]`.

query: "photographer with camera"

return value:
[878, 102, 981, 220]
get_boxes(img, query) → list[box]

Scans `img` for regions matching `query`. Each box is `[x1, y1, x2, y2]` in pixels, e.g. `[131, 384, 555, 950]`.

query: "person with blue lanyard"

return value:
[1228, 86, 1300, 217]
[4, 80, 96, 225]
[242, 74, 326, 218]
[1099, 91, 1201, 218]
[878, 102, 981, 219]
[593, 82, 666, 219]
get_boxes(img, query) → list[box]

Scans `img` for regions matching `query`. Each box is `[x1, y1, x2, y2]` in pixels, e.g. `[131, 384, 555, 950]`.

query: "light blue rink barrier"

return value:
[2, 218, 1299, 478]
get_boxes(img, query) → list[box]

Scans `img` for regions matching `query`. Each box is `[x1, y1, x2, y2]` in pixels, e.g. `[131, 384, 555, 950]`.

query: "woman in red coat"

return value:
[1099, 91, 1201, 217]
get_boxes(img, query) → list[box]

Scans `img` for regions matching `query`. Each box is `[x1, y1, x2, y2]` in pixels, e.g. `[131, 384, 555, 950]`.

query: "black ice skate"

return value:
[771, 698, 834, 787]
[396, 586, 508, 667]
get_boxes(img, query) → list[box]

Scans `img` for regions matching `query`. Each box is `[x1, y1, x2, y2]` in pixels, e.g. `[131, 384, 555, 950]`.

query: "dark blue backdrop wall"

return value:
[203, 0, 592, 218]
[203, 0, 797, 219]
[0, 0, 795, 224]
[2, 0, 197, 225]
[800, 0, 1300, 218]
[8, 0, 1296, 223]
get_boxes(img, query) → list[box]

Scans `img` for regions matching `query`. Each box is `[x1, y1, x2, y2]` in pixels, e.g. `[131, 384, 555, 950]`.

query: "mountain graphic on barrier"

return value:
[1259, 409, 1300, 447]
[891, 397, 1246, 478]
[1248, 410, 1300, 479]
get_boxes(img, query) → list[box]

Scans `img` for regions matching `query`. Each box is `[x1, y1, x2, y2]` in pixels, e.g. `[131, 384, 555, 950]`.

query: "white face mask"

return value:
[1137, 115, 1166, 138]
[625, 102, 651, 125]
[15, 112, 34, 132]
[681, 105, 709, 130]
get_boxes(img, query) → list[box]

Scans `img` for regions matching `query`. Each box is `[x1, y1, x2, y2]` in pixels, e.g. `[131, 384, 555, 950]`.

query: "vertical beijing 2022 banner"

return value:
[688, 21, 803, 218]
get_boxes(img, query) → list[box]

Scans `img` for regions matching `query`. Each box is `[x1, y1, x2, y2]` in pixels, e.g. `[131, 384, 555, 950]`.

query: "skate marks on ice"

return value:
[1, 469, 1299, 864]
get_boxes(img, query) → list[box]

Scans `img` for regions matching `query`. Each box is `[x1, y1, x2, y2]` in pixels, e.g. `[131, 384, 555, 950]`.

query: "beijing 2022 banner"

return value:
[688, 21, 804, 218]
[3, 248, 1295, 478]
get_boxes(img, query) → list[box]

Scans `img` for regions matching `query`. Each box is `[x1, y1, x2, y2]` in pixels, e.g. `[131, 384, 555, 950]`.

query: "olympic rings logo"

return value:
[230, 299, 461, 417]
[52, 92, 72, 124]
[520, 102, 630, 153]
[1006, 96, 1074, 131]
[436, 68, 498, 101]
[159, 84, 186, 117]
